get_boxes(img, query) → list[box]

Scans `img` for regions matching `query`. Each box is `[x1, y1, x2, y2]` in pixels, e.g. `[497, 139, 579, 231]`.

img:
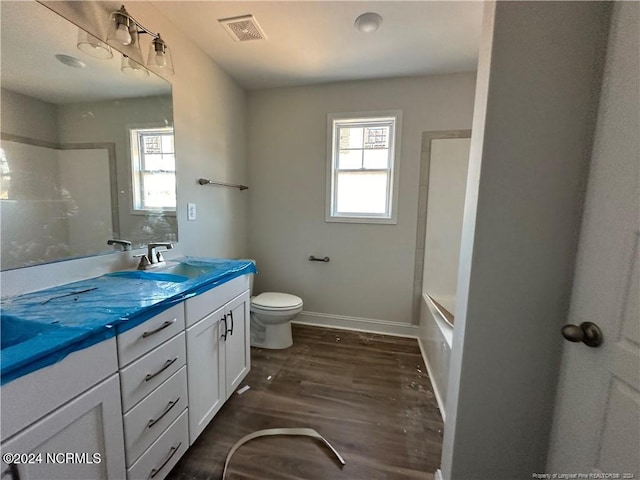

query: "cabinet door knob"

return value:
[561, 321, 603, 347]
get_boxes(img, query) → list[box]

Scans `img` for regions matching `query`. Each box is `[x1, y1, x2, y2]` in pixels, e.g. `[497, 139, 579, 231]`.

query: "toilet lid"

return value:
[252, 292, 303, 310]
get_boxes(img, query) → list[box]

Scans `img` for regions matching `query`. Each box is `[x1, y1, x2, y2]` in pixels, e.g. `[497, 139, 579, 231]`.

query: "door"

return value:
[185, 305, 226, 445]
[548, 2, 639, 475]
[224, 291, 251, 395]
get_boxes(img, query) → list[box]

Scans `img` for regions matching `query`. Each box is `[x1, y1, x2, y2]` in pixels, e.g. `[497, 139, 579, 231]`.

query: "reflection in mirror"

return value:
[0, 1, 177, 271]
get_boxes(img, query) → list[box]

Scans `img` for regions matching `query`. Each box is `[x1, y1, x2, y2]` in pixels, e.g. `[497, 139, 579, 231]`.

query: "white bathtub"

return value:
[418, 293, 454, 422]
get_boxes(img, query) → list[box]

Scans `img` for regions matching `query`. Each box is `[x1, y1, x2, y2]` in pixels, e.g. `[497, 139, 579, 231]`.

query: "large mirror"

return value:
[0, 1, 177, 271]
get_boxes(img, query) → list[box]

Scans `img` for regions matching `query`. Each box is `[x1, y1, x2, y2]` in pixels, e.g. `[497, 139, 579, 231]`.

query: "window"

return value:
[130, 127, 176, 213]
[326, 111, 401, 223]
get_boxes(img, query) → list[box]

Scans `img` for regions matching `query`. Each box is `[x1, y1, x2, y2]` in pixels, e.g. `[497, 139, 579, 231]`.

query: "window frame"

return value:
[128, 125, 176, 215]
[325, 110, 402, 224]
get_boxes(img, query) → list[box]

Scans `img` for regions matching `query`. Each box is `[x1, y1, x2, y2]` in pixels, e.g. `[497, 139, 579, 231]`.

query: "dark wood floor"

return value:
[168, 325, 443, 480]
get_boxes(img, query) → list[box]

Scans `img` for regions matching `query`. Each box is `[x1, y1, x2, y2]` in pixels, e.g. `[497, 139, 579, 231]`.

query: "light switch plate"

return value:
[187, 203, 196, 221]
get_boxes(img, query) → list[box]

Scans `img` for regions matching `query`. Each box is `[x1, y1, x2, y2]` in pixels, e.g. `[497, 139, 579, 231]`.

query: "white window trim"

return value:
[325, 110, 402, 224]
[127, 124, 176, 216]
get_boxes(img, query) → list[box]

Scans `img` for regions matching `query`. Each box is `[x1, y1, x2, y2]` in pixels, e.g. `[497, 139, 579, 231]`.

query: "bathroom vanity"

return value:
[0, 258, 254, 480]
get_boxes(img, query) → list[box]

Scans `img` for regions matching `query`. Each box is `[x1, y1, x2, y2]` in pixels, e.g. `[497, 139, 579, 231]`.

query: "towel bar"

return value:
[197, 178, 248, 191]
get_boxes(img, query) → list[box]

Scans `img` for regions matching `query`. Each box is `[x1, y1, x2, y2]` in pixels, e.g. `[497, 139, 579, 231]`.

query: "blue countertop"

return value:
[0, 257, 256, 385]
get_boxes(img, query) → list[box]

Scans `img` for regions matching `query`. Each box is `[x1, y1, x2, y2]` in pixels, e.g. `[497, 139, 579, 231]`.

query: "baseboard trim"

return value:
[435, 468, 444, 480]
[293, 311, 419, 338]
[417, 337, 446, 423]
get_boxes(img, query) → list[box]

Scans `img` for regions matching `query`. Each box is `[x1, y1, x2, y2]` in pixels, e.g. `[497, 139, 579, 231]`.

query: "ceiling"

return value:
[153, 1, 483, 90]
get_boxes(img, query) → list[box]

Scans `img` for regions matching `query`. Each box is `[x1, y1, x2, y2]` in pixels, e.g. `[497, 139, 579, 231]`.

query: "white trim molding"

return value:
[293, 311, 418, 338]
[417, 337, 447, 423]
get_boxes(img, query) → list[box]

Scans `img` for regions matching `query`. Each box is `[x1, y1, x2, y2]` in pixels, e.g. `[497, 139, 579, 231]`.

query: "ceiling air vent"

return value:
[219, 15, 267, 42]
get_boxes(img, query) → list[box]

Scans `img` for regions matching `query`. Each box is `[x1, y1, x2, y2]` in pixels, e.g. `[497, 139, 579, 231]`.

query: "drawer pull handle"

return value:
[142, 319, 177, 338]
[148, 442, 182, 479]
[221, 315, 228, 340]
[145, 357, 178, 382]
[147, 397, 180, 428]
[227, 310, 234, 335]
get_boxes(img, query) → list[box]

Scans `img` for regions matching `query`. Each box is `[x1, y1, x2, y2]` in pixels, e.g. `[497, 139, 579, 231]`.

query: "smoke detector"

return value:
[219, 15, 267, 42]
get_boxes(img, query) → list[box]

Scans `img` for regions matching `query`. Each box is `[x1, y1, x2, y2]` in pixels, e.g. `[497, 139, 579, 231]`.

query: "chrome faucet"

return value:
[136, 242, 173, 270]
[107, 239, 132, 251]
[148, 242, 173, 265]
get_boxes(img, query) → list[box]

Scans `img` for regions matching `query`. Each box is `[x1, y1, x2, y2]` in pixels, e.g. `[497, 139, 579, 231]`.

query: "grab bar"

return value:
[308, 256, 330, 262]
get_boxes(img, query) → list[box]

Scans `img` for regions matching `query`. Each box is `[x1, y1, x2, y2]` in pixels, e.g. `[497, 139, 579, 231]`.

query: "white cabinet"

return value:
[117, 304, 185, 368]
[0, 339, 125, 480]
[0, 273, 252, 480]
[0, 374, 126, 480]
[223, 292, 251, 395]
[186, 287, 250, 444]
[185, 304, 226, 443]
[126, 411, 188, 480]
[119, 333, 187, 413]
[117, 309, 188, 479]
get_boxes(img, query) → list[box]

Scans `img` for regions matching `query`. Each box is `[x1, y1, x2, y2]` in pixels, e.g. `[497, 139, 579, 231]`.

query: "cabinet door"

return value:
[0, 374, 125, 480]
[185, 305, 226, 445]
[224, 291, 251, 397]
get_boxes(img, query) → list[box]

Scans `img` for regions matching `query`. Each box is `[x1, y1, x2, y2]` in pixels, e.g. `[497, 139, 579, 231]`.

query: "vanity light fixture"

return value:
[121, 54, 150, 78]
[77, 30, 113, 59]
[106, 5, 174, 76]
[354, 12, 383, 33]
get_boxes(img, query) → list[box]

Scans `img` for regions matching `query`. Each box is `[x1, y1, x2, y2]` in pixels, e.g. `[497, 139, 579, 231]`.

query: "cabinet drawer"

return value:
[120, 333, 186, 412]
[127, 410, 188, 480]
[185, 275, 249, 328]
[123, 366, 188, 466]
[118, 304, 185, 367]
[1, 338, 118, 441]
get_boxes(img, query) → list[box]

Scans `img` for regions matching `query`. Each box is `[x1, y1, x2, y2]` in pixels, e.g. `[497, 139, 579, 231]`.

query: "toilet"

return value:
[245, 260, 303, 349]
[250, 292, 303, 349]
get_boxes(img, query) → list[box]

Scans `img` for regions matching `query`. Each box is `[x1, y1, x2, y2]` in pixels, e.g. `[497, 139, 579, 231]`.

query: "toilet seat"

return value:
[251, 292, 303, 311]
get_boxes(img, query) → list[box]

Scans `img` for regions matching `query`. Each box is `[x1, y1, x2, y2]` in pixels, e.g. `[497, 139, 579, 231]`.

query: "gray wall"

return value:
[0, 88, 58, 143]
[442, 2, 610, 478]
[247, 74, 476, 327]
[56, 95, 177, 246]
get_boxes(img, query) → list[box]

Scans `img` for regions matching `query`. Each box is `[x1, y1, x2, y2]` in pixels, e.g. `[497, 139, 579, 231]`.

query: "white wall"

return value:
[57, 148, 113, 256]
[441, 2, 611, 478]
[2, 1, 249, 296]
[248, 74, 476, 328]
[422, 138, 470, 313]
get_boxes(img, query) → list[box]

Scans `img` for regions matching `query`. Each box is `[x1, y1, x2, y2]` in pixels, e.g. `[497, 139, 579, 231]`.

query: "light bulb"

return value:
[154, 51, 167, 67]
[115, 23, 132, 45]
